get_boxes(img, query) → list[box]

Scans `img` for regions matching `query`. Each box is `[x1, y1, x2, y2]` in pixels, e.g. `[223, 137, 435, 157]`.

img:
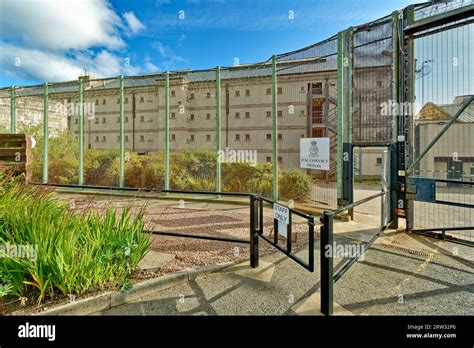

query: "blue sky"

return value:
[0, 0, 414, 87]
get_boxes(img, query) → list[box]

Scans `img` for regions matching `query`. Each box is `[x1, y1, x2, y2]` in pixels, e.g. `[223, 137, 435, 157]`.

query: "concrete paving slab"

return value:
[292, 292, 354, 316]
[228, 260, 276, 283]
[138, 250, 175, 272]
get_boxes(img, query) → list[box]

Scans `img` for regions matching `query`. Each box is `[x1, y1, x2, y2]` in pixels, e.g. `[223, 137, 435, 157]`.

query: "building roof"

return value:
[416, 96, 474, 123]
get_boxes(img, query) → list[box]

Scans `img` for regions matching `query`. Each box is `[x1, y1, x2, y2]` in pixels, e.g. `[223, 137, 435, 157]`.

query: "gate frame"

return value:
[400, 3, 474, 240]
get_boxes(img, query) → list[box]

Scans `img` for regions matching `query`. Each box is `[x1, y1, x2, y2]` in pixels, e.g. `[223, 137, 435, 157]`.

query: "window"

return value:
[376, 157, 382, 166]
[190, 114, 195, 120]
[75, 118, 78, 124]
[67, 98, 71, 103]
[245, 89, 250, 96]
[206, 113, 211, 120]
[300, 86, 306, 92]
[235, 90, 240, 97]
[189, 135, 195, 142]
[117, 98, 120, 104]
[125, 116, 129, 123]
[171, 112, 176, 119]
[95, 136, 99, 142]
[245, 134, 250, 141]
[235, 134, 240, 141]
[376, 80, 382, 88]
[95, 99, 99, 105]
[125, 135, 129, 142]
[171, 90, 176, 97]
[206, 134, 211, 141]
[235, 112, 240, 119]
[117, 135, 120, 142]
[277, 110, 283, 117]
[266, 156, 271, 163]
[116, 117, 120, 123]
[278, 133, 283, 141]
[266, 134, 271, 140]
[277, 87, 283, 95]
[140, 135, 145, 142]
[312, 82, 323, 94]
[301, 134, 305, 138]
[300, 109, 305, 116]
[266, 111, 271, 118]
[171, 134, 176, 141]
[471, 164, 474, 176]
[102, 117, 106, 124]
[278, 156, 283, 164]
[102, 136, 106, 142]
[140, 96, 144, 103]
[245, 112, 250, 118]
[125, 97, 129, 104]
[94, 118, 99, 124]
[140, 116, 145, 122]
[206, 92, 211, 99]
[189, 93, 195, 100]
[102, 99, 106, 105]
[266, 88, 271, 95]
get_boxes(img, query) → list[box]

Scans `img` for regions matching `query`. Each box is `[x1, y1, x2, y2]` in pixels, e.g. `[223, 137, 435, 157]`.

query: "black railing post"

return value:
[320, 211, 334, 315]
[250, 195, 259, 268]
[308, 216, 315, 272]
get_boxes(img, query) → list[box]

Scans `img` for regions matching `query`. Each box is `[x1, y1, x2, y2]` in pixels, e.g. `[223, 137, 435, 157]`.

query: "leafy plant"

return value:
[0, 177, 151, 304]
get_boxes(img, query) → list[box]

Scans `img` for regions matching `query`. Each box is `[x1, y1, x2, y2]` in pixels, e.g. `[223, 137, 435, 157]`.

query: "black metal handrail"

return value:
[32, 182, 316, 271]
[320, 188, 392, 315]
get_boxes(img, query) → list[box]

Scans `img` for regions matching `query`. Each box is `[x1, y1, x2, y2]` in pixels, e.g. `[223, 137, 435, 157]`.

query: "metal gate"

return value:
[401, 2, 474, 245]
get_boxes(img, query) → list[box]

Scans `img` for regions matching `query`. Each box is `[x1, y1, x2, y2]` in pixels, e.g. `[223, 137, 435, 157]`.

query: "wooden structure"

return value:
[0, 134, 32, 182]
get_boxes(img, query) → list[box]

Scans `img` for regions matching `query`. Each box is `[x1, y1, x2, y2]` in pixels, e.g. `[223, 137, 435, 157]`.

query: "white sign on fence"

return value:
[273, 203, 289, 238]
[300, 137, 330, 170]
[273, 203, 289, 224]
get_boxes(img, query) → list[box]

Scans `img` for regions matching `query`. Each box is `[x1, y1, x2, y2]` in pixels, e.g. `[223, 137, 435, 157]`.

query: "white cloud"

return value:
[0, 0, 152, 83]
[0, 0, 124, 51]
[151, 41, 185, 70]
[0, 42, 139, 82]
[123, 11, 146, 34]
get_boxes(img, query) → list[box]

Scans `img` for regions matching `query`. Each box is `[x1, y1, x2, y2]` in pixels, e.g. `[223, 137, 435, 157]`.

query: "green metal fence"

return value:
[0, 1, 471, 216]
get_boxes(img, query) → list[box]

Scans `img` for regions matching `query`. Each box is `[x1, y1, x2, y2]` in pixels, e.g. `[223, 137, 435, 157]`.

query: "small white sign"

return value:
[273, 203, 289, 224]
[274, 203, 289, 239]
[300, 137, 330, 170]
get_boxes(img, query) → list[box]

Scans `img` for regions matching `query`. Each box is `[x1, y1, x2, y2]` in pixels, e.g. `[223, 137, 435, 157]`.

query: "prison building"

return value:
[0, 59, 392, 175]
[415, 95, 474, 181]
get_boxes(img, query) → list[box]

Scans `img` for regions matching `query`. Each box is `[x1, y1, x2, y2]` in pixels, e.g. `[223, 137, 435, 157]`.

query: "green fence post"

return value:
[215, 66, 222, 193]
[405, 5, 415, 230]
[119, 75, 125, 188]
[78, 78, 84, 186]
[164, 71, 170, 191]
[337, 28, 353, 212]
[336, 32, 344, 207]
[10, 86, 15, 133]
[42, 83, 48, 184]
[271, 55, 278, 201]
[390, 10, 401, 228]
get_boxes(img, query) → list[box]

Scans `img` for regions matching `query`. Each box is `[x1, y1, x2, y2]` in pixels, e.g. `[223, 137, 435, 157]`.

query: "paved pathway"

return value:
[100, 223, 473, 316]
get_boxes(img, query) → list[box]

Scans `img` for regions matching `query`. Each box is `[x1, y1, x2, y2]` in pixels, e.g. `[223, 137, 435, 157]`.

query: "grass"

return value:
[0, 173, 151, 305]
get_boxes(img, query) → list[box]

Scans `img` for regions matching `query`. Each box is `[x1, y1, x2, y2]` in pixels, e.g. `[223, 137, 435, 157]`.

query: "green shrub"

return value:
[0, 178, 150, 304]
[279, 170, 312, 201]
